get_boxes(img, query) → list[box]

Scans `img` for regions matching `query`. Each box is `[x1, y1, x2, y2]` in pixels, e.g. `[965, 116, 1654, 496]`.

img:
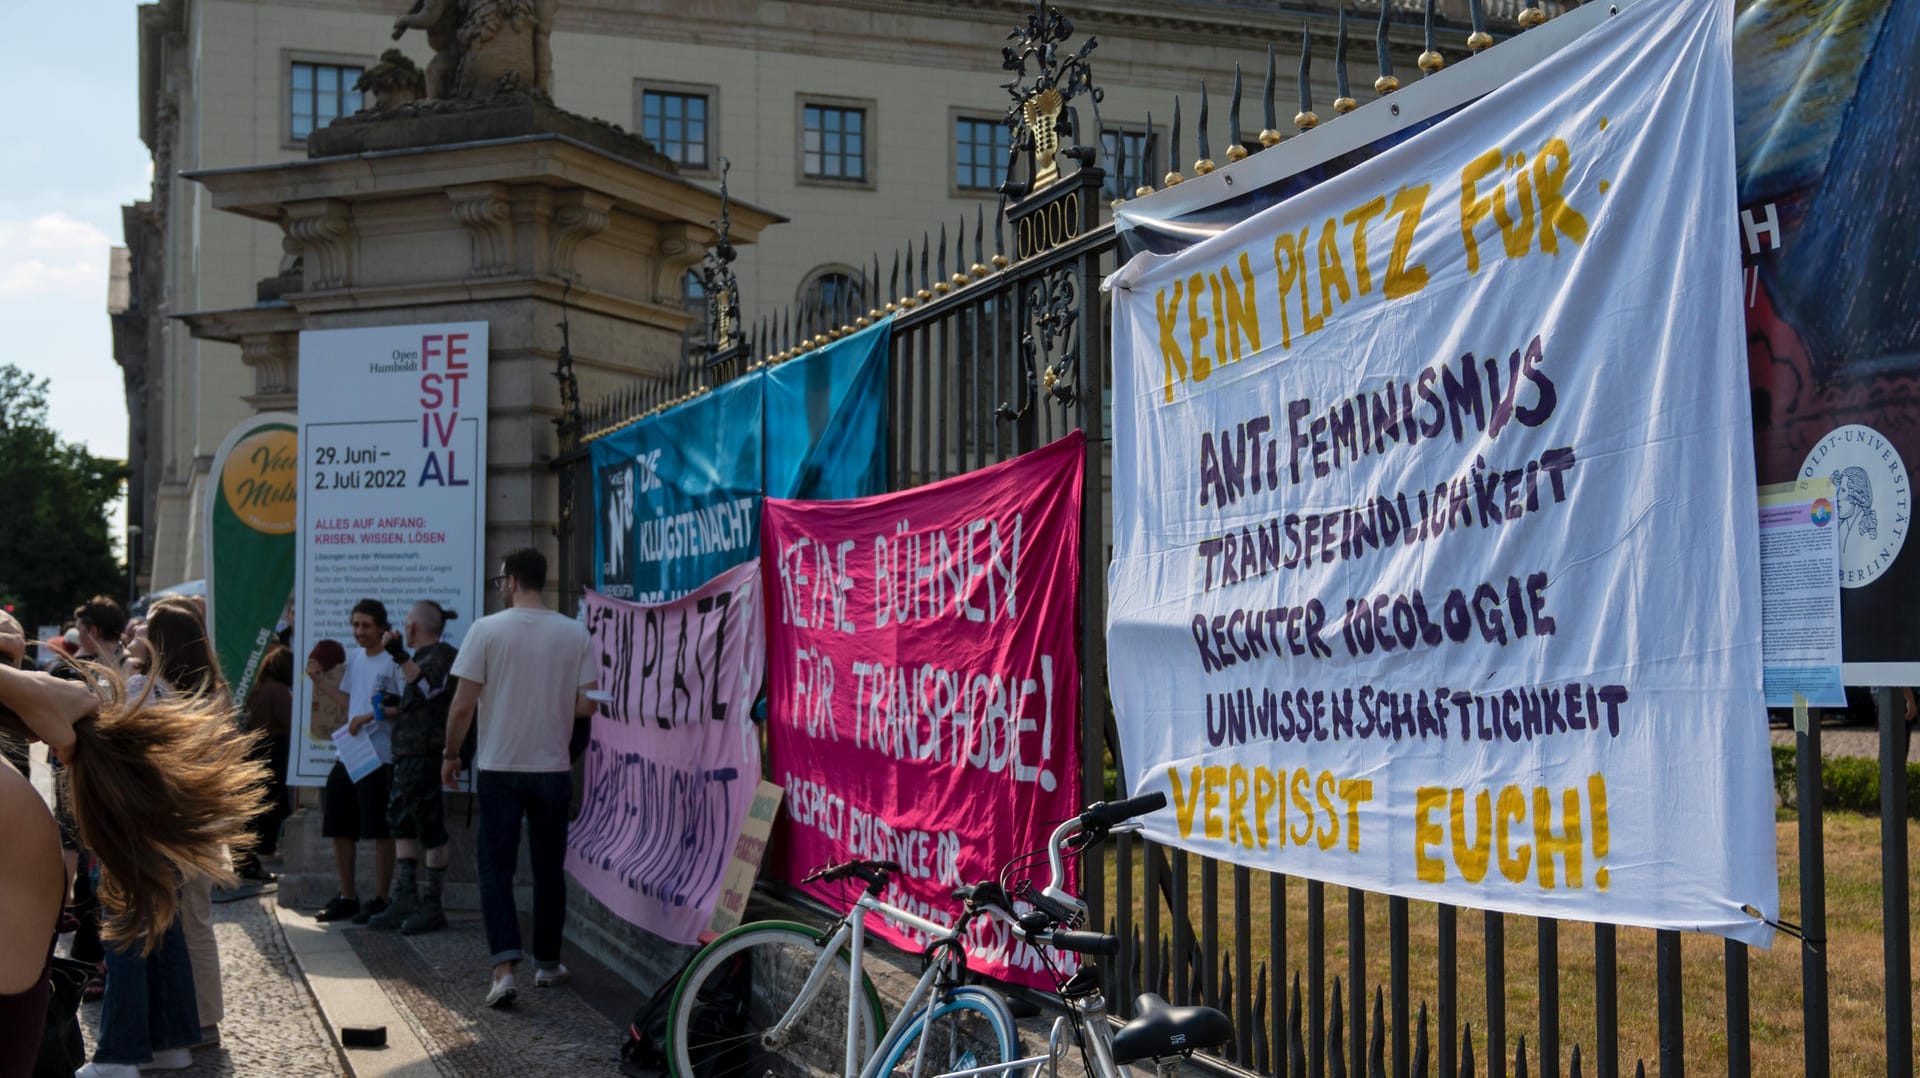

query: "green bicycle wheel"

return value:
[666, 920, 886, 1078]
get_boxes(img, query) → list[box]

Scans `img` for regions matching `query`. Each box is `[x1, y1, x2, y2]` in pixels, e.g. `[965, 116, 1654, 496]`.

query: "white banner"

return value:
[1106, 0, 1776, 943]
[292, 323, 489, 786]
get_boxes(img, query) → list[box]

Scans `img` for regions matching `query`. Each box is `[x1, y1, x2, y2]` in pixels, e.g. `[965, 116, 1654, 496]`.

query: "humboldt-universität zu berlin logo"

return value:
[1799, 424, 1911, 588]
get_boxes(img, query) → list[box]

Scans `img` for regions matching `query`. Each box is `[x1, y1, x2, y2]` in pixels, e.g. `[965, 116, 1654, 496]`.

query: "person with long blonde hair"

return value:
[136, 598, 234, 1046]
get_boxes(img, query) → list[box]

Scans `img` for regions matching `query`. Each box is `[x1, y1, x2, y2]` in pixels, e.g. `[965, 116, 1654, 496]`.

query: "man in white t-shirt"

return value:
[309, 598, 400, 924]
[443, 547, 596, 1008]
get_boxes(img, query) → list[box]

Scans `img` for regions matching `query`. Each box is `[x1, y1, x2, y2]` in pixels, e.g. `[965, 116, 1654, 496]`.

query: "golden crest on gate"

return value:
[1022, 87, 1065, 192]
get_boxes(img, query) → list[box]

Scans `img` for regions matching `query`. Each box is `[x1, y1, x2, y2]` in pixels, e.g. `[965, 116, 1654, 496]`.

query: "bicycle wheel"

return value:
[875, 985, 1023, 1078]
[666, 920, 885, 1078]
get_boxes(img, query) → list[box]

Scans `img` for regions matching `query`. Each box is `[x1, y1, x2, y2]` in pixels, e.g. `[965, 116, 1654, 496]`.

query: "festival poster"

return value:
[592, 316, 892, 604]
[292, 323, 488, 786]
[1106, 0, 1777, 944]
[204, 413, 298, 709]
[764, 433, 1085, 987]
[567, 560, 765, 944]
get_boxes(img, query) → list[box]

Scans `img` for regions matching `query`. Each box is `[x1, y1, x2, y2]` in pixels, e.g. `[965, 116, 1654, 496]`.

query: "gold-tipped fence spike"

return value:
[1517, 1, 1546, 28]
[969, 262, 989, 278]
[1336, 95, 1360, 113]
[1193, 158, 1216, 175]
[1295, 111, 1319, 130]
[950, 272, 969, 287]
[1258, 129, 1282, 148]
[1226, 143, 1249, 163]
[991, 253, 1009, 269]
[1468, 29, 1494, 50]
[1419, 50, 1445, 74]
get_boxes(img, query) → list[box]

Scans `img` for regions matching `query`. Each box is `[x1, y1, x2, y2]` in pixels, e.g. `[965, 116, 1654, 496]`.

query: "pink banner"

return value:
[764, 433, 1085, 986]
[567, 560, 765, 944]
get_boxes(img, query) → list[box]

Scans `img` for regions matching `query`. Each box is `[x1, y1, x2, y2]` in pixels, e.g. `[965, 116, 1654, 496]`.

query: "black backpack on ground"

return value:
[620, 951, 753, 1078]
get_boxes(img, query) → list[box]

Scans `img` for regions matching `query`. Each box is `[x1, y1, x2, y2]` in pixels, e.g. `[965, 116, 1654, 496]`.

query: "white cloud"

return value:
[0, 213, 112, 297]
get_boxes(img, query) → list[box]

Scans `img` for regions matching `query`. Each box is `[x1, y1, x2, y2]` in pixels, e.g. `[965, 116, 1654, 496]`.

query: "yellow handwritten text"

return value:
[1412, 772, 1611, 890]
[1168, 764, 1375, 854]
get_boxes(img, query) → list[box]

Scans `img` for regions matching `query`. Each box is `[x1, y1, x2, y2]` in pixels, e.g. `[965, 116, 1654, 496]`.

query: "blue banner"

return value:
[592, 316, 892, 602]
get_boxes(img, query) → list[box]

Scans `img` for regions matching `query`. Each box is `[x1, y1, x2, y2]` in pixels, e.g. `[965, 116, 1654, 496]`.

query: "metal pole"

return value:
[1878, 687, 1913, 1078]
[1797, 705, 1829, 1078]
[1656, 929, 1682, 1078]
[1723, 940, 1748, 1078]
[1595, 923, 1618, 1078]
[1485, 911, 1506, 1078]
[1391, 896, 1410, 1078]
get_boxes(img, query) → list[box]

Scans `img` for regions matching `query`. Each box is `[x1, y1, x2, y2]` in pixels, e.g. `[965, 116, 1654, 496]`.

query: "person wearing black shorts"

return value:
[367, 601, 459, 934]
[309, 599, 400, 923]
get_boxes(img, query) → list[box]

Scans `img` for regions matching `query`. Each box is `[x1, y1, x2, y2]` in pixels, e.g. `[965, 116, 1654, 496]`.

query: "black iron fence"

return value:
[551, 5, 1915, 1076]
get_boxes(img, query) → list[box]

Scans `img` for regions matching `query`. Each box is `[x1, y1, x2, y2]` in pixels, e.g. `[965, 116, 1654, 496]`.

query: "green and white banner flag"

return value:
[205, 412, 298, 706]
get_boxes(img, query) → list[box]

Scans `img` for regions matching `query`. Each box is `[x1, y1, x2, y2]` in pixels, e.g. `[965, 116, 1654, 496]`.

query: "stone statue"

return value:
[355, 49, 427, 110]
[391, 0, 555, 101]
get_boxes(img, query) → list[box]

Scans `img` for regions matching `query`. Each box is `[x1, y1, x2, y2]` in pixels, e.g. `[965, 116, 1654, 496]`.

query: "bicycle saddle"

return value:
[1110, 993, 1234, 1065]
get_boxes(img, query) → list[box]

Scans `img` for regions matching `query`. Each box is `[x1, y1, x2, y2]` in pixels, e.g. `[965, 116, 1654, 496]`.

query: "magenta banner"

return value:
[567, 560, 765, 944]
[764, 433, 1085, 987]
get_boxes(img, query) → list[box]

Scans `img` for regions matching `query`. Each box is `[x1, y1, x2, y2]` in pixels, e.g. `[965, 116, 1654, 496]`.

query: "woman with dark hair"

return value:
[128, 597, 232, 1050]
[236, 646, 295, 880]
[0, 615, 265, 1077]
[141, 599, 227, 701]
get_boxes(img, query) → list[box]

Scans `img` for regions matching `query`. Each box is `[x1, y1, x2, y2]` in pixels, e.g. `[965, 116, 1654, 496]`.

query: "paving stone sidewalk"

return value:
[339, 912, 624, 1076]
[77, 885, 346, 1077]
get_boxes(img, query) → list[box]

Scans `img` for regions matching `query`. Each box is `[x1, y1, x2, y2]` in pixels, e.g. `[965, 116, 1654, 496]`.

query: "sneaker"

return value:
[75, 1063, 141, 1078]
[350, 897, 391, 925]
[139, 1047, 193, 1070]
[533, 963, 571, 989]
[399, 907, 448, 935]
[314, 895, 360, 922]
[485, 971, 518, 1008]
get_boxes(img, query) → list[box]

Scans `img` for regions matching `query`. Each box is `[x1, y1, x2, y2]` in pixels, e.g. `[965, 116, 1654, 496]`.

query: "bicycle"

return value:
[664, 791, 1234, 1078]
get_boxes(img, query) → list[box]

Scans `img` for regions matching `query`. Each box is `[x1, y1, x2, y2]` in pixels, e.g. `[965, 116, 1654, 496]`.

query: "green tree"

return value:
[0, 365, 126, 630]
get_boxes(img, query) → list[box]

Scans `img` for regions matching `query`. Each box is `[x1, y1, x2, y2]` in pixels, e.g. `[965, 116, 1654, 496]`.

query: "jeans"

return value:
[476, 769, 571, 969]
[94, 916, 200, 1064]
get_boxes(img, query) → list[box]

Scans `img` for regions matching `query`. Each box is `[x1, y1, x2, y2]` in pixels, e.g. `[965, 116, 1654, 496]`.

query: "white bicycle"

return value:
[663, 791, 1233, 1078]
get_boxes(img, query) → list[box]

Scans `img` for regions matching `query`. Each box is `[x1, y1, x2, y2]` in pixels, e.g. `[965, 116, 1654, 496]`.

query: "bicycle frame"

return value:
[770, 886, 1002, 1078]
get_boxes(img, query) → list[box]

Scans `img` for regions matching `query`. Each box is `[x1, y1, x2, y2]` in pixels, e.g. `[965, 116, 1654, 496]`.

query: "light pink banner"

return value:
[764, 433, 1085, 987]
[567, 560, 765, 944]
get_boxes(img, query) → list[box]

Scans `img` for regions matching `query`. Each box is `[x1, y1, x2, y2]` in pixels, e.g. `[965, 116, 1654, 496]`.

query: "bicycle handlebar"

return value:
[1045, 929, 1120, 955]
[1081, 791, 1168, 832]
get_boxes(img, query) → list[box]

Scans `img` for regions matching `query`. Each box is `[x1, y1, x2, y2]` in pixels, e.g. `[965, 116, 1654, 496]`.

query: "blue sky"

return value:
[0, 4, 148, 468]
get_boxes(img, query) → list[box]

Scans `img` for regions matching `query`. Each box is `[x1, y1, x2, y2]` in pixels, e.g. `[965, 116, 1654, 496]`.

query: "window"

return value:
[641, 90, 711, 170]
[798, 267, 865, 326]
[682, 270, 706, 309]
[290, 61, 365, 142]
[954, 117, 1010, 192]
[802, 104, 867, 182]
[1101, 128, 1157, 200]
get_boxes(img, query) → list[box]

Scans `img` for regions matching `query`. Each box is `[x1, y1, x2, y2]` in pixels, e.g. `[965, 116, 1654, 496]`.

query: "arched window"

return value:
[797, 265, 865, 328]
